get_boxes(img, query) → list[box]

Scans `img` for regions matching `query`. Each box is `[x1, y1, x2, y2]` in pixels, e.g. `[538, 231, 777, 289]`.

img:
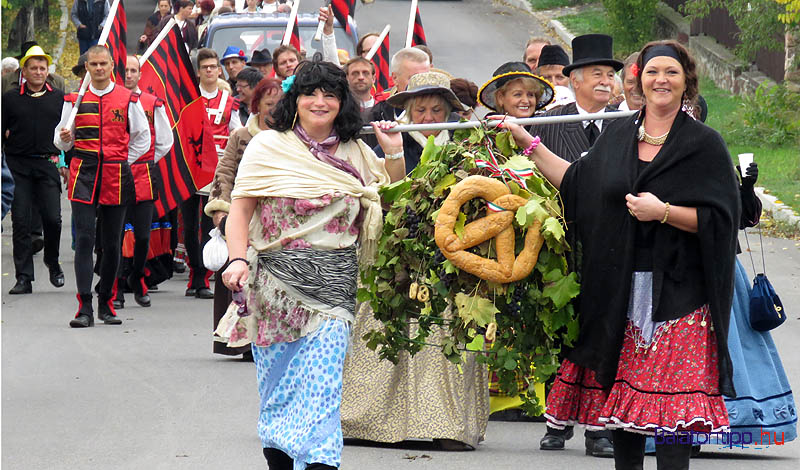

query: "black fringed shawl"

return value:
[559, 109, 741, 398]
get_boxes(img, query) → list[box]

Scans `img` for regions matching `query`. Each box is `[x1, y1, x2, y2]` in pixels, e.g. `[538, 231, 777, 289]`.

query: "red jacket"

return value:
[67, 85, 137, 206]
[203, 89, 239, 153]
[131, 91, 165, 203]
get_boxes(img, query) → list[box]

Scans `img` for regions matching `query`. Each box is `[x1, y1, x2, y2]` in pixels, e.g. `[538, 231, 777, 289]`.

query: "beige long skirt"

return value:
[340, 304, 489, 448]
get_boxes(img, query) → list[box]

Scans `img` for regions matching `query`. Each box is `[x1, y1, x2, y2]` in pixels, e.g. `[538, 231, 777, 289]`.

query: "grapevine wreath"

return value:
[359, 126, 580, 414]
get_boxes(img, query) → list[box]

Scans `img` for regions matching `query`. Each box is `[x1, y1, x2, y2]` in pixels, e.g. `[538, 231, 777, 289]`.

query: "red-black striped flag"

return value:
[104, 0, 128, 85]
[331, 0, 356, 34]
[411, 6, 426, 46]
[371, 33, 391, 93]
[289, 14, 302, 51]
[138, 24, 216, 217]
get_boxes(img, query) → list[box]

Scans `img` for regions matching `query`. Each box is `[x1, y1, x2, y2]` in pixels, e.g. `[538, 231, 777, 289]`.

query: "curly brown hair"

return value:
[635, 40, 698, 110]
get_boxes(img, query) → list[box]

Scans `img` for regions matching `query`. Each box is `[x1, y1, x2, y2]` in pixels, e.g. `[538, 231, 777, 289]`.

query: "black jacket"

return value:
[1, 84, 64, 158]
[560, 109, 740, 397]
[74, 0, 107, 40]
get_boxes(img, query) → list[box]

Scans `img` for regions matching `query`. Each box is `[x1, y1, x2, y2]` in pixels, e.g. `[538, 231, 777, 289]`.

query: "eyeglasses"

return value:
[200, 64, 219, 70]
[232, 290, 250, 317]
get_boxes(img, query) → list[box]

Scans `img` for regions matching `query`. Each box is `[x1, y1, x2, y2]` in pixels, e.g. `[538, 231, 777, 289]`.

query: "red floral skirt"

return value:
[544, 359, 609, 431]
[546, 305, 730, 435]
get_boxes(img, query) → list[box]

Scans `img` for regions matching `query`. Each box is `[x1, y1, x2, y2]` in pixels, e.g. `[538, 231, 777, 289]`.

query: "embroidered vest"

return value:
[66, 84, 136, 206]
[130, 91, 165, 203]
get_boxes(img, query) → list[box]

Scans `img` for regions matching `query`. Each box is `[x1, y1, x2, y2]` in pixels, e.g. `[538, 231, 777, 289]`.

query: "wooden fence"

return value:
[662, 0, 785, 83]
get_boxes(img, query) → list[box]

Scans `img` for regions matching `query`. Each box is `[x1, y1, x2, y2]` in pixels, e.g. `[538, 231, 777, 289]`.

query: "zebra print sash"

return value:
[257, 245, 358, 316]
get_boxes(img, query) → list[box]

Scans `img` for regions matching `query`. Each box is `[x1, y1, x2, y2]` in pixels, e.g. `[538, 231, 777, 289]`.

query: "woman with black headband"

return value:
[496, 40, 740, 468]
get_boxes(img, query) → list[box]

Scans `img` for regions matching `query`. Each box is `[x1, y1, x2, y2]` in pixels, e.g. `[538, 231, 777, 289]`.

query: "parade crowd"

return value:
[1, 1, 797, 470]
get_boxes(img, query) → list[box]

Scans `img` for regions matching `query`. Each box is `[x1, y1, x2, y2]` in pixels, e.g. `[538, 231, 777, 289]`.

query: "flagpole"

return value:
[314, 4, 329, 41]
[65, 0, 123, 130]
[139, 18, 176, 65]
[359, 111, 637, 134]
[364, 24, 390, 61]
[405, 0, 418, 48]
[282, 0, 301, 46]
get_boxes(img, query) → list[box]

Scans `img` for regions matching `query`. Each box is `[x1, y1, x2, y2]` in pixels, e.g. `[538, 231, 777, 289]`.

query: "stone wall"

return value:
[655, 1, 776, 96]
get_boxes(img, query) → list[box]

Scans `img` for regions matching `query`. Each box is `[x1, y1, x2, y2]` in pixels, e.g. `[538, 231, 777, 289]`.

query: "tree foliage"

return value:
[776, 0, 800, 24]
[682, 0, 785, 61]
[601, 0, 659, 55]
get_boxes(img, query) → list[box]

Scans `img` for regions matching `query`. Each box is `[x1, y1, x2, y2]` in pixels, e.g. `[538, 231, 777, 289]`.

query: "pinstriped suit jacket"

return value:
[528, 102, 617, 163]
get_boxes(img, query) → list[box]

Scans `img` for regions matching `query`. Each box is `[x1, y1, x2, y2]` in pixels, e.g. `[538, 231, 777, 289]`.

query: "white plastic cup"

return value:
[738, 153, 754, 169]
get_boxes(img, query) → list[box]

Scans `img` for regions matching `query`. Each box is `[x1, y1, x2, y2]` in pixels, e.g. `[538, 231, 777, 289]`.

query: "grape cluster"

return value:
[506, 286, 526, 317]
[433, 249, 457, 288]
[406, 206, 421, 239]
[433, 249, 445, 265]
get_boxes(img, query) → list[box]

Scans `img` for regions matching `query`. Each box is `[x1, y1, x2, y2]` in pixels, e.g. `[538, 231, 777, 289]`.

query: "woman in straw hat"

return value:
[478, 61, 554, 120]
[341, 71, 488, 451]
[372, 71, 467, 173]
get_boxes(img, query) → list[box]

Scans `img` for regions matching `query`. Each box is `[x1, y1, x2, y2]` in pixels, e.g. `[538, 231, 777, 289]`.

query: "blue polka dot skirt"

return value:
[253, 318, 350, 469]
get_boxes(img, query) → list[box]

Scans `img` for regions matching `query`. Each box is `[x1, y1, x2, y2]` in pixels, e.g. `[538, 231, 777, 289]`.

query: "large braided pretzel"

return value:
[434, 176, 544, 284]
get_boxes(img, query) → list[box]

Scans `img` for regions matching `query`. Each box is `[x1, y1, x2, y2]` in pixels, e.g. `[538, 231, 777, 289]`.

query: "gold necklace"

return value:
[637, 121, 669, 146]
[29, 90, 46, 98]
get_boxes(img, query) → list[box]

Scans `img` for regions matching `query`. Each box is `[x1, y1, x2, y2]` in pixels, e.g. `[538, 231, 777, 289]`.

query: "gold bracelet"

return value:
[660, 202, 670, 224]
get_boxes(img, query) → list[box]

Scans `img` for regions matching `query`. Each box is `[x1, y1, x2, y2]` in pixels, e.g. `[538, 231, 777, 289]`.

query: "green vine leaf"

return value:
[542, 217, 565, 242]
[433, 173, 457, 197]
[542, 272, 580, 309]
[454, 212, 467, 240]
[455, 293, 499, 327]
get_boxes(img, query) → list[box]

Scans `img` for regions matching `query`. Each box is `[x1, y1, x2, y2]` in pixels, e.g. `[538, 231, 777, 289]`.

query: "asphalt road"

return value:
[3, 1, 799, 469]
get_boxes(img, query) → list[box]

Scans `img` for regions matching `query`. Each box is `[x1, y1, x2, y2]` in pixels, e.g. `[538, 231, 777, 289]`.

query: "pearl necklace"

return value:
[637, 121, 669, 146]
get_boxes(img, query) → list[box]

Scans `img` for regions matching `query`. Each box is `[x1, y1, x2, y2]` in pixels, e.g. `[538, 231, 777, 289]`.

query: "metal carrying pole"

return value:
[358, 110, 638, 134]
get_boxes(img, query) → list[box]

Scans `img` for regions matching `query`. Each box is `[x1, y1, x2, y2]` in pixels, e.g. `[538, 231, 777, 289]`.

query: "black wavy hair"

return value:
[268, 60, 364, 142]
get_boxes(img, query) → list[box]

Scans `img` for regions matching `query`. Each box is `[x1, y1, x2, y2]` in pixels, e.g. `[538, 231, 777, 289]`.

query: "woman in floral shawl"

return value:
[219, 60, 405, 470]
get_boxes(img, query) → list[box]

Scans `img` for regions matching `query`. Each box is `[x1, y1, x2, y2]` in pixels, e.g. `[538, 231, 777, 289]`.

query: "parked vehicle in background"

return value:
[203, 12, 358, 76]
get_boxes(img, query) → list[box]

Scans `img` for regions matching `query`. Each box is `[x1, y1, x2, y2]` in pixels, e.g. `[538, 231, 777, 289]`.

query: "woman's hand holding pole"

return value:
[372, 120, 406, 182]
[489, 116, 570, 189]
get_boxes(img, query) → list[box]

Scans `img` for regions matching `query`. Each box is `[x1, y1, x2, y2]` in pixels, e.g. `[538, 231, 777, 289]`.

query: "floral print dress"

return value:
[217, 192, 361, 348]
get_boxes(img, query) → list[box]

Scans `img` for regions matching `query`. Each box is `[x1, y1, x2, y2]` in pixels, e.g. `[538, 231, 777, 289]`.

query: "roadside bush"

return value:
[602, 0, 659, 54]
[727, 83, 800, 147]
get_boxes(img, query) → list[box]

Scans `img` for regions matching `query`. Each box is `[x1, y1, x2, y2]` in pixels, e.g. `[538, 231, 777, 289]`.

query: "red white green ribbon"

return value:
[475, 142, 534, 190]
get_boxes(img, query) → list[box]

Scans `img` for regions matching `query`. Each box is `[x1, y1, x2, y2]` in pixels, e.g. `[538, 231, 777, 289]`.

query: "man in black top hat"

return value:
[528, 34, 622, 165]
[248, 49, 273, 77]
[530, 33, 622, 458]
[536, 44, 570, 88]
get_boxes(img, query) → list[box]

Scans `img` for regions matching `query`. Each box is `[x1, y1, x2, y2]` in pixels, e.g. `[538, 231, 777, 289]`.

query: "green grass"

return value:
[701, 77, 800, 214]
[554, 7, 610, 36]
[529, 0, 597, 10]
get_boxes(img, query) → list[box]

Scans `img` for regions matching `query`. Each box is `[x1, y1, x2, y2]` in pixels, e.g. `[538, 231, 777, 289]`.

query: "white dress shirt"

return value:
[135, 87, 174, 163]
[575, 101, 604, 133]
[200, 86, 243, 132]
[53, 82, 151, 164]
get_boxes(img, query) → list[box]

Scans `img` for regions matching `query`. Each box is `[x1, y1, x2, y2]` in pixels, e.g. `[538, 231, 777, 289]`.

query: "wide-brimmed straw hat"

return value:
[19, 45, 53, 68]
[477, 62, 554, 112]
[387, 71, 467, 111]
[562, 34, 623, 76]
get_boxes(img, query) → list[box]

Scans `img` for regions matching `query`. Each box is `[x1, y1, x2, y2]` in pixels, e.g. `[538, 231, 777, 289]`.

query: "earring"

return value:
[292, 110, 298, 128]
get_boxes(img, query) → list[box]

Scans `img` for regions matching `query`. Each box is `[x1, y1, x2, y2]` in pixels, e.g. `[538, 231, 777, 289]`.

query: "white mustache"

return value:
[594, 85, 612, 93]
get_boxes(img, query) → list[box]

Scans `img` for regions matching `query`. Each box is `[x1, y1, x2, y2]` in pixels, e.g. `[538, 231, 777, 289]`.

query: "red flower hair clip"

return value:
[630, 63, 640, 77]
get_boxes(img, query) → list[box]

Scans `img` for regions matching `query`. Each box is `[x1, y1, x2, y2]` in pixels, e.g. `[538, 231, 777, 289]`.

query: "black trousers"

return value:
[7, 157, 62, 282]
[126, 200, 155, 280]
[180, 194, 212, 289]
[72, 201, 127, 297]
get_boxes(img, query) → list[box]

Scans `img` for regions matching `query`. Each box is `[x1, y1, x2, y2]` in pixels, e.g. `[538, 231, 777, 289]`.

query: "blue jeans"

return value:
[78, 36, 98, 54]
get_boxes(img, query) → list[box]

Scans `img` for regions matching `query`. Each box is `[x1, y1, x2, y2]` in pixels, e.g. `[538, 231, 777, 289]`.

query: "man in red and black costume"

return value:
[54, 45, 151, 328]
[117, 54, 174, 308]
[183, 47, 241, 299]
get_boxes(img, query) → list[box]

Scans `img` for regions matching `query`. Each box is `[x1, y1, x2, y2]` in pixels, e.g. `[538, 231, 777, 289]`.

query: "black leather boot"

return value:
[263, 448, 293, 470]
[540, 425, 574, 450]
[70, 293, 95, 328]
[612, 429, 645, 470]
[655, 441, 692, 470]
[97, 292, 122, 325]
[128, 274, 151, 307]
